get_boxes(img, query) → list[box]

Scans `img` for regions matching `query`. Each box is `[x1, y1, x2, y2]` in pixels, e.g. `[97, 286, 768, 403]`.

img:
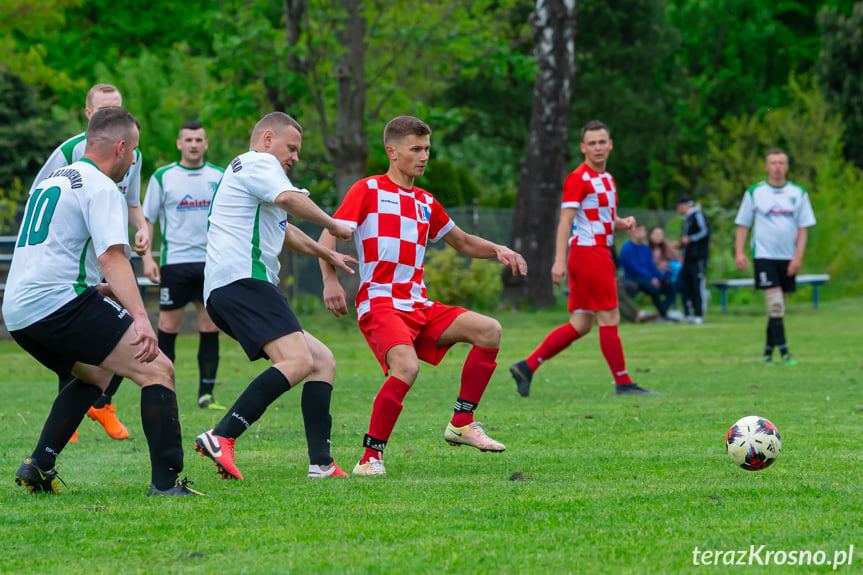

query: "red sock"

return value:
[362, 376, 410, 463]
[599, 325, 633, 384]
[527, 323, 580, 372]
[451, 346, 498, 427]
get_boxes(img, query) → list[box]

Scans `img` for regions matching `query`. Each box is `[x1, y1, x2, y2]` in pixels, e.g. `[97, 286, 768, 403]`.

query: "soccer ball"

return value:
[725, 416, 781, 470]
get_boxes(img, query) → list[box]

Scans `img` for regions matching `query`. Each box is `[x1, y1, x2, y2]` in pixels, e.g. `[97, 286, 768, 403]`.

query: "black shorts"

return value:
[205, 278, 302, 361]
[10, 286, 134, 380]
[754, 259, 796, 293]
[159, 262, 205, 310]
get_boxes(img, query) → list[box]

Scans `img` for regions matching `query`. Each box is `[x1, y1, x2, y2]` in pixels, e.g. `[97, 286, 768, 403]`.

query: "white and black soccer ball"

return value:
[726, 416, 781, 470]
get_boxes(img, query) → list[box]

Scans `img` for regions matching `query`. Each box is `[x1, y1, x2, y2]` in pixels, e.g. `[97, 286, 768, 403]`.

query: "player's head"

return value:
[580, 120, 613, 170]
[765, 148, 789, 184]
[85, 84, 122, 120]
[384, 116, 431, 181]
[177, 121, 208, 167]
[250, 112, 303, 174]
[85, 107, 140, 182]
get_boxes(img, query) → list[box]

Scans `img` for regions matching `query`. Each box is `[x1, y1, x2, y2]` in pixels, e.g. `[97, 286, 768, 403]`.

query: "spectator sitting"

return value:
[648, 225, 683, 318]
[619, 223, 675, 319]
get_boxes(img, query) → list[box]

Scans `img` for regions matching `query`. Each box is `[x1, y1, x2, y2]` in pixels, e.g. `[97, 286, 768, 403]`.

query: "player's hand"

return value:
[134, 228, 150, 256]
[323, 250, 358, 276]
[551, 260, 567, 286]
[787, 258, 802, 276]
[329, 222, 353, 243]
[616, 216, 636, 232]
[496, 246, 527, 276]
[322, 279, 350, 317]
[735, 254, 749, 272]
[129, 317, 159, 362]
[143, 258, 160, 284]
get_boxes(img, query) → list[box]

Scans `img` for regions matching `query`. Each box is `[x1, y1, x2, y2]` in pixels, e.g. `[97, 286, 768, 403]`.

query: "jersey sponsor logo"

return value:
[177, 194, 211, 211]
[47, 168, 83, 189]
[416, 202, 431, 223]
[278, 219, 288, 231]
[230, 157, 242, 173]
[187, 172, 203, 177]
[766, 208, 794, 217]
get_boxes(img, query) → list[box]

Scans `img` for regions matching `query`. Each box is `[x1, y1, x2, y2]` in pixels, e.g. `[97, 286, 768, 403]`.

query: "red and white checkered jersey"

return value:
[334, 175, 455, 318]
[561, 163, 618, 247]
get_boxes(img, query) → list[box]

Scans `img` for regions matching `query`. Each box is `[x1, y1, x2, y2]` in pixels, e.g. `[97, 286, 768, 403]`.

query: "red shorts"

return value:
[358, 302, 468, 374]
[567, 245, 618, 312]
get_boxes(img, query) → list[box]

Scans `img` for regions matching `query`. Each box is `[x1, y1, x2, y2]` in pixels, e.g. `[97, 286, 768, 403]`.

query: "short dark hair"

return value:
[581, 120, 610, 141]
[676, 193, 693, 206]
[384, 116, 431, 146]
[766, 148, 788, 161]
[86, 107, 140, 148]
[250, 112, 303, 143]
[179, 121, 204, 137]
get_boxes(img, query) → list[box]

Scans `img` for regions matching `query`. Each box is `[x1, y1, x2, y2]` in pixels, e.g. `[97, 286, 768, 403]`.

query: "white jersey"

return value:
[735, 180, 816, 260]
[143, 162, 224, 265]
[30, 132, 142, 208]
[204, 151, 309, 302]
[3, 159, 131, 331]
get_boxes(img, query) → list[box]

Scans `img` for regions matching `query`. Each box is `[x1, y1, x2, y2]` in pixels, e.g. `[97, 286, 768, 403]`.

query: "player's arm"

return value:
[318, 229, 351, 317]
[141, 219, 160, 283]
[285, 223, 357, 272]
[274, 191, 353, 242]
[442, 225, 527, 277]
[552, 207, 577, 286]
[128, 205, 150, 256]
[788, 227, 808, 276]
[99, 244, 159, 362]
[734, 225, 750, 271]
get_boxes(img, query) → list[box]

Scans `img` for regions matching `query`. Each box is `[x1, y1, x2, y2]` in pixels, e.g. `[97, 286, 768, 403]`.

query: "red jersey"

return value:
[562, 163, 618, 247]
[333, 175, 455, 318]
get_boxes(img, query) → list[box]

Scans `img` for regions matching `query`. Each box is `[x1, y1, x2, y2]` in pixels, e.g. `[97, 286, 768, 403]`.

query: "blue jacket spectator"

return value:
[618, 224, 675, 318]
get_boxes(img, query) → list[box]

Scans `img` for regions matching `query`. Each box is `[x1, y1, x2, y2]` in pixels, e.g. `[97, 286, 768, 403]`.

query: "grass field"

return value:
[1, 296, 862, 574]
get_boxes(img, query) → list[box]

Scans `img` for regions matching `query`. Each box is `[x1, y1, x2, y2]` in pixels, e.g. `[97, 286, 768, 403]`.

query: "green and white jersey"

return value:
[203, 151, 309, 302]
[30, 132, 142, 208]
[143, 162, 224, 265]
[734, 180, 817, 260]
[3, 160, 131, 331]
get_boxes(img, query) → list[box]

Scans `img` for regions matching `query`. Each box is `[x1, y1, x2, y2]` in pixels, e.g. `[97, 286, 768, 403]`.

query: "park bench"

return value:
[710, 273, 830, 314]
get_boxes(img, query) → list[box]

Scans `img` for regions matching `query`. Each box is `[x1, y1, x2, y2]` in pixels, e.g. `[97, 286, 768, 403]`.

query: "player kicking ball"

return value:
[320, 116, 527, 476]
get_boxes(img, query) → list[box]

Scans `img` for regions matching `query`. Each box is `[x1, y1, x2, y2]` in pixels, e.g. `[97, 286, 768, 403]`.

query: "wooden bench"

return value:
[710, 274, 831, 313]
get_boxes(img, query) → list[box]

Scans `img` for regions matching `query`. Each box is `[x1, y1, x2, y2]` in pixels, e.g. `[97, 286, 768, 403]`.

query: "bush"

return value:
[423, 247, 502, 310]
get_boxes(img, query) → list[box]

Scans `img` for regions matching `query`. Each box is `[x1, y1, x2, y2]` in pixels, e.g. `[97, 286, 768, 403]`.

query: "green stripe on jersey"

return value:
[250, 205, 267, 281]
[60, 133, 87, 164]
[153, 162, 177, 188]
[74, 238, 91, 295]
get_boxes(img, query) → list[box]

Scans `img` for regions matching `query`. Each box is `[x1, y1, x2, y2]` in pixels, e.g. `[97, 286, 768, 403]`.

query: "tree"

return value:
[503, 0, 577, 308]
[816, 2, 863, 169]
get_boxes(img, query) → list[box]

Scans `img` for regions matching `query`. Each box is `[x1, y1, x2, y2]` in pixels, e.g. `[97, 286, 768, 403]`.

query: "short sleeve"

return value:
[734, 190, 755, 227]
[124, 151, 142, 207]
[245, 154, 295, 204]
[797, 192, 817, 228]
[87, 184, 131, 259]
[428, 199, 455, 242]
[333, 179, 371, 231]
[142, 172, 162, 222]
[562, 171, 586, 208]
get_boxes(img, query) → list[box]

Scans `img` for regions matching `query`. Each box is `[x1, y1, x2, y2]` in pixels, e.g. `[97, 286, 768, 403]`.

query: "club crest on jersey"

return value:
[416, 202, 431, 223]
[177, 194, 211, 211]
[278, 219, 288, 231]
[208, 181, 220, 194]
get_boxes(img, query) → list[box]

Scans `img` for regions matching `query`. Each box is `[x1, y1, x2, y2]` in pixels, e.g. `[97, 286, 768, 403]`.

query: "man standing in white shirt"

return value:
[735, 148, 817, 365]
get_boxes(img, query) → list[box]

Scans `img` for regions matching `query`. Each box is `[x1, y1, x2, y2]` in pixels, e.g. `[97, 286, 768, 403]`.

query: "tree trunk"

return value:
[503, 0, 576, 308]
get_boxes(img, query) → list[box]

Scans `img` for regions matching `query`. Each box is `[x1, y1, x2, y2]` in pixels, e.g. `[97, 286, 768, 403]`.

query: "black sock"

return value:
[213, 367, 291, 439]
[158, 330, 177, 363]
[92, 374, 124, 409]
[301, 381, 334, 466]
[140, 385, 184, 491]
[768, 317, 786, 351]
[34, 377, 101, 469]
[197, 332, 219, 397]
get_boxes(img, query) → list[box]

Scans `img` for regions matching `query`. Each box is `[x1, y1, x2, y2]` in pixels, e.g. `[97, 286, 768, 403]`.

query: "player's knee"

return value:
[766, 291, 784, 318]
[311, 345, 337, 380]
[475, 317, 502, 348]
[390, 359, 419, 384]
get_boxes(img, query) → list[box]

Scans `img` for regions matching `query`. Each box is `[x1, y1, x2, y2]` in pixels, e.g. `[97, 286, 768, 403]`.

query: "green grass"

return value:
[1, 297, 862, 574]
